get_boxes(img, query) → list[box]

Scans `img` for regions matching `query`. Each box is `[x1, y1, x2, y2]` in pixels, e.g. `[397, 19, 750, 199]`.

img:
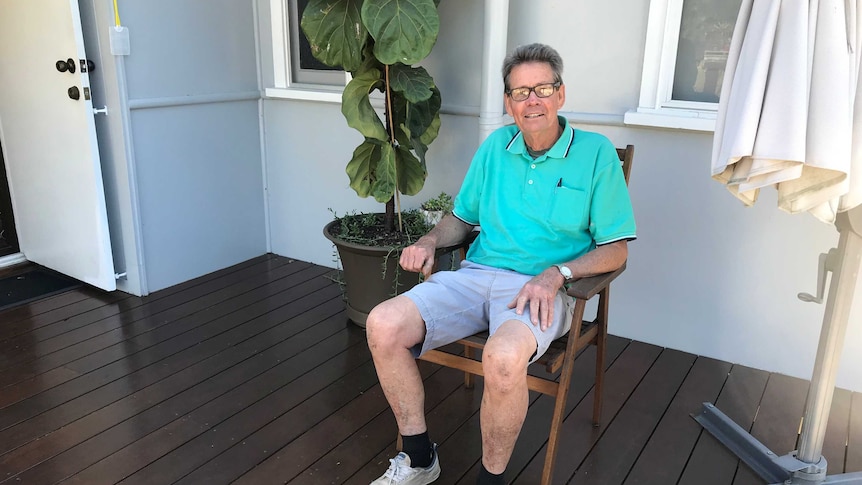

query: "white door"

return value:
[0, 0, 116, 291]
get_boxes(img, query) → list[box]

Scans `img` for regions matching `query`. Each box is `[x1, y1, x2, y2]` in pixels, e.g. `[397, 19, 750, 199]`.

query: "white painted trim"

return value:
[624, 109, 715, 132]
[270, 0, 288, 88]
[0, 252, 26, 269]
[264, 86, 343, 103]
[628, 0, 719, 132]
[115, 54, 148, 296]
[128, 91, 262, 110]
[478, 0, 508, 142]
[253, 0, 272, 254]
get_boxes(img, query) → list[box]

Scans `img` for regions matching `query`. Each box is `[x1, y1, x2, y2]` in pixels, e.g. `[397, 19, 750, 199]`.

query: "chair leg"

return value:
[541, 299, 587, 485]
[464, 344, 475, 388]
[592, 288, 610, 426]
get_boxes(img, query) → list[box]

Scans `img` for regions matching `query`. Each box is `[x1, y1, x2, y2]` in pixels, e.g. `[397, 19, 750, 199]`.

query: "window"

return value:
[624, 0, 742, 131]
[267, 0, 350, 102]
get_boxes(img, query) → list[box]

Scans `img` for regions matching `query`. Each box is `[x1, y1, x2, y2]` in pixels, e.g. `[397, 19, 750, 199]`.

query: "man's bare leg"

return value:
[480, 321, 537, 474]
[366, 295, 429, 435]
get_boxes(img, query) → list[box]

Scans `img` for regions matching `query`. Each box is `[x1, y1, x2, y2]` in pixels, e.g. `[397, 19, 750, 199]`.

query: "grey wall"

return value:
[119, 0, 266, 291]
[260, 0, 862, 391]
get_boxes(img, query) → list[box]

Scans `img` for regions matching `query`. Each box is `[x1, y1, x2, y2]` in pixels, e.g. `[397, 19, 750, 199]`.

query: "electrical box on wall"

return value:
[109, 26, 129, 55]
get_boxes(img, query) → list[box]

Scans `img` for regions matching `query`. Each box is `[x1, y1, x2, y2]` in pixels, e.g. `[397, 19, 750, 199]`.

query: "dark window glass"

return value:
[672, 0, 743, 103]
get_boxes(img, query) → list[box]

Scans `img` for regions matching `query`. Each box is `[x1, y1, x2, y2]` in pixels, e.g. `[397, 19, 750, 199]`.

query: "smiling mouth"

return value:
[524, 113, 544, 119]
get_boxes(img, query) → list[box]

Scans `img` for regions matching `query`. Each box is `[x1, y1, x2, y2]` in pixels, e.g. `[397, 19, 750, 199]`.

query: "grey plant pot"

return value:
[323, 220, 423, 328]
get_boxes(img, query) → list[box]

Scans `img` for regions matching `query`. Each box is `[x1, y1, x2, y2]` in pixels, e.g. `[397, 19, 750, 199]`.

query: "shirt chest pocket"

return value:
[548, 186, 588, 231]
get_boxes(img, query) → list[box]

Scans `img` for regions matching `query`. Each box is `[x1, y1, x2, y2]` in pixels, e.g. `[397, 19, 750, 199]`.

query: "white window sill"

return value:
[264, 87, 343, 104]
[624, 108, 716, 132]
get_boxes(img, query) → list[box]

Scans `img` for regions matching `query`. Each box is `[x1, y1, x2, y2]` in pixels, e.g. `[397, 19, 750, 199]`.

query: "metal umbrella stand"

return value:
[702, 0, 862, 483]
[695, 206, 862, 484]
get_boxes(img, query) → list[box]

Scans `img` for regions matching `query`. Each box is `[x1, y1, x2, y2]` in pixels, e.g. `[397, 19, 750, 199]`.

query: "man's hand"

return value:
[400, 237, 437, 278]
[508, 267, 566, 331]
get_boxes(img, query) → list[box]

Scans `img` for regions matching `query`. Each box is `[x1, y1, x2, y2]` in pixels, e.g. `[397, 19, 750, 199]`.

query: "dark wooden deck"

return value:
[0, 254, 860, 484]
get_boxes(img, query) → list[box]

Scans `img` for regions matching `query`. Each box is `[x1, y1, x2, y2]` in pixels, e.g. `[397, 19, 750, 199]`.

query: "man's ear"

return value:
[556, 83, 566, 107]
[504, 93, 513, 116]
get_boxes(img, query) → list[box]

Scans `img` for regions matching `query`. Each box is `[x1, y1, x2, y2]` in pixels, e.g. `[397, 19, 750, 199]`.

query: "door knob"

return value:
[56, 58, 76, 73]
[80, 59, 96, 73]
[68, 86, 80, 100]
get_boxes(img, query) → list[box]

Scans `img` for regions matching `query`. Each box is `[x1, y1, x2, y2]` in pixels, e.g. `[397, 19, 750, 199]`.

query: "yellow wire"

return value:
[113, 0, 121, 27]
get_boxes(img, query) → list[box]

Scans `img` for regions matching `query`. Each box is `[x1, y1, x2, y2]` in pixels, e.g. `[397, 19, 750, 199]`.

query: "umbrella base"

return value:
[694, 402, 862, 484]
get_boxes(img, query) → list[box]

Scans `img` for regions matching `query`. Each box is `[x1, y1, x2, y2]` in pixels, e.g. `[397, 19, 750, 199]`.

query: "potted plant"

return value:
[301, 0, 443, 326]
[420, 191, 453, 226]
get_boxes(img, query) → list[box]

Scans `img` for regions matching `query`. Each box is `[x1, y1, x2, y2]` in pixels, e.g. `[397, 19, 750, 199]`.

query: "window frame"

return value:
[266, 0, 350, 103]
[624, 0, 721, 132]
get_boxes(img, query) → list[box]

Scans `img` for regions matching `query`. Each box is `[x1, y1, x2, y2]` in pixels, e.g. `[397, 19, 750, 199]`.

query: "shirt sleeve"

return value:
[588, 140, 637, 245]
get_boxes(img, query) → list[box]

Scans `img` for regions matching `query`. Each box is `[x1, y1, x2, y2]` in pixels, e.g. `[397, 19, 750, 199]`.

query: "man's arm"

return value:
[509, 240, 628, 331]
[400, 214, 474, 277]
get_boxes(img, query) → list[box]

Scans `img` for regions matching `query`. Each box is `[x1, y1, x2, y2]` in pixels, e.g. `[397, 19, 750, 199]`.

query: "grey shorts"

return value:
[404, 260, 576, 364]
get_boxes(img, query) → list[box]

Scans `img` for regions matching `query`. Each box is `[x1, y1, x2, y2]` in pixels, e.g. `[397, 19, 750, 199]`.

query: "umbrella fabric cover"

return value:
[712, 0, 862, 223]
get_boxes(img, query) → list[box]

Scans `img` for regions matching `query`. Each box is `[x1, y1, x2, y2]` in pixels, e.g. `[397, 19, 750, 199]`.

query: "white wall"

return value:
[260, 0, 862, 392]
[118, 0, 267, 291]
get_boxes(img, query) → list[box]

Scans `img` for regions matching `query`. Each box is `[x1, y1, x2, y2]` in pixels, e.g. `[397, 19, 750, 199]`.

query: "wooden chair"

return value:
[419, 145, 634, 485]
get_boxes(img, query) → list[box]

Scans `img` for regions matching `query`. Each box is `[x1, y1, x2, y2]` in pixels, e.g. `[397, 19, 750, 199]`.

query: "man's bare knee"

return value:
[366, 296, 425, 352]
[483, 324, 534, 393]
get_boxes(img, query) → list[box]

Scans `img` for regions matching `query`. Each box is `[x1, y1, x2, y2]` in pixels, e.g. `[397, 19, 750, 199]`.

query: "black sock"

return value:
[401, 432, 433, 468]
[477, 463, 505, 485]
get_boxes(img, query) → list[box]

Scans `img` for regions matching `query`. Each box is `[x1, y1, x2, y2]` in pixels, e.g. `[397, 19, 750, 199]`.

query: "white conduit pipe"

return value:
[479, 0, 509, 143]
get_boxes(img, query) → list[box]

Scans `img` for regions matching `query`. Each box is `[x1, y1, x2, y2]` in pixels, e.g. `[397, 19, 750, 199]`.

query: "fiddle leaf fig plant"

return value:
[301, 0, 442, 232]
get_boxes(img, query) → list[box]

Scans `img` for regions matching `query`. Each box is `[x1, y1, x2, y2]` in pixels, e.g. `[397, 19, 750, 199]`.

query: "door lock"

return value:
[55, 58, 76, 73]
[68, 86, 80, 100]
[80, 59, 95, 73]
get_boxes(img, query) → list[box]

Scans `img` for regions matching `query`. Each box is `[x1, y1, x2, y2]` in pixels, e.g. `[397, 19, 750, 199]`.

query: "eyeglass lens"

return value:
[509, 83, 558, 101]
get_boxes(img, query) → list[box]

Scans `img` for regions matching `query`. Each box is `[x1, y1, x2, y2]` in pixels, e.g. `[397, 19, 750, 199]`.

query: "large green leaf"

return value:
[389, 64, 434, 103]
[346, 140, 379, 198]
[405, 86, 441, 144]
[395, 146, 426, 195]
[342, 69, 388, 142]
[347, 140, 394, 200]
[361, 0, 439, 65]
[372, 144, 398, 202]
[418, 111, 441, 146]
[390, 85, 438, 141]
[301, 0, 366, 71]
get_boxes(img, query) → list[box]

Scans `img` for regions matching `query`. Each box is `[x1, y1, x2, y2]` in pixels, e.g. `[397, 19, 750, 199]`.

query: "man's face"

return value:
[504, 62, 566, 138]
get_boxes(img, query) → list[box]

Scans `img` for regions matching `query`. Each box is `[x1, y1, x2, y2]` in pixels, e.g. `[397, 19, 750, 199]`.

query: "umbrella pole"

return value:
[794, 210, 862, 477]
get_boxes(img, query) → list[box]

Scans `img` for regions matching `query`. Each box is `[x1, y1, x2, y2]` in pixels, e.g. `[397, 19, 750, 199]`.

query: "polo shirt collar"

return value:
[505, 115, 575, 161]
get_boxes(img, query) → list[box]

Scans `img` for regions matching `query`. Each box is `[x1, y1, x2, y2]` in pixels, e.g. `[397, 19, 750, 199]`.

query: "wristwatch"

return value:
[553, 264, 573, 282]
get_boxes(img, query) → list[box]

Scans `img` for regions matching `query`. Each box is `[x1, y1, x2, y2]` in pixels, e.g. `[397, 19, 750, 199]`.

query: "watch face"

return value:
[556, 264, 572, 279]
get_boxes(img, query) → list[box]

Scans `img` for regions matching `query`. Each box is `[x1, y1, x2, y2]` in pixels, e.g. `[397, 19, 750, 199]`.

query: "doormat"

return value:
[0, 269, 81, 313]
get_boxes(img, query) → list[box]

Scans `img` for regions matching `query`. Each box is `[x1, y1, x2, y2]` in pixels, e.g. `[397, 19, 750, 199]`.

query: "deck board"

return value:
[0, 255, 859, 485]
[677, 364, 770, 485]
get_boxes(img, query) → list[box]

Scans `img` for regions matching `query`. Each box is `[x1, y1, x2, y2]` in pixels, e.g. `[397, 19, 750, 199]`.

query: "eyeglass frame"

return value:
[505, 81, 562, 101]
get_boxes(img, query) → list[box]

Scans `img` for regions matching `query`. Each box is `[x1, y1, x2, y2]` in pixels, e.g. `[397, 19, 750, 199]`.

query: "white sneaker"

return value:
[370, 445, 441, 484]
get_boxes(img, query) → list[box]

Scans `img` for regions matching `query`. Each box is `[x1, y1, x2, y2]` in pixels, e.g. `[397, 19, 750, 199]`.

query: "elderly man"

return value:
[366, 43, 636, 485]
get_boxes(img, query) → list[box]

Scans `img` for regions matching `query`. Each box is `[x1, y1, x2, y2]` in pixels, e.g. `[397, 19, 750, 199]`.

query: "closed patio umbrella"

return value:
[700, 0, 862, 483]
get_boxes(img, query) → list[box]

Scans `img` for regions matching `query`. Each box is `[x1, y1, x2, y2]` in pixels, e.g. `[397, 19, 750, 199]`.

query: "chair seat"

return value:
[419, 262, 626, 398]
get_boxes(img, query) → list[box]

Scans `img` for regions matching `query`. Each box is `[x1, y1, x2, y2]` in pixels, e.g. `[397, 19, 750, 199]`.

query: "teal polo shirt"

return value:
[453, 116, 636, 276]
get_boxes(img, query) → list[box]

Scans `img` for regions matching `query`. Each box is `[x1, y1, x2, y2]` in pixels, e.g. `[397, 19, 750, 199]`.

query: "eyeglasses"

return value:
[506, 82, 561, 101]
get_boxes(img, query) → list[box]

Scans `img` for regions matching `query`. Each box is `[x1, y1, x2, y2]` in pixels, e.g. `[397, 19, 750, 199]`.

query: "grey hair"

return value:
[502, 43, 564, 91]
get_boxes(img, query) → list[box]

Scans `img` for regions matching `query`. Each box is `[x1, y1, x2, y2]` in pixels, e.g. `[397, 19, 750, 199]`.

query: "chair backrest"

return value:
[616, 144, 634, 185]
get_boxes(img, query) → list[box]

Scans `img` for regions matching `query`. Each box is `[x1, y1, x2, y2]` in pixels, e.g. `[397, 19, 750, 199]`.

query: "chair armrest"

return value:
[565, 262, 627, 300]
